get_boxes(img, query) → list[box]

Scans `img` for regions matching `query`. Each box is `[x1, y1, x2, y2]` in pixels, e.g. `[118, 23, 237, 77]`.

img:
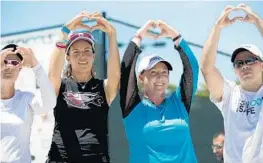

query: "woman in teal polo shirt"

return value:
[120, 20, 199, 163]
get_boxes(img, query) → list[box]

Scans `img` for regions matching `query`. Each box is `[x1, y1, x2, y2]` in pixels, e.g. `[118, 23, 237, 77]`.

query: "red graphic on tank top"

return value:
[63, 92, 104, 109]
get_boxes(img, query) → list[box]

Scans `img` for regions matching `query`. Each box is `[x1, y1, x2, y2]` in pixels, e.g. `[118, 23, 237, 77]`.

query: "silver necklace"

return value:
[71, 76, 92, 90]
[78, 82, 88, 90]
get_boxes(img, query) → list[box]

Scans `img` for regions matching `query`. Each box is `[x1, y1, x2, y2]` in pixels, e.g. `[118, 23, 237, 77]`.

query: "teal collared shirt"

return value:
[121, 39, 199, 163]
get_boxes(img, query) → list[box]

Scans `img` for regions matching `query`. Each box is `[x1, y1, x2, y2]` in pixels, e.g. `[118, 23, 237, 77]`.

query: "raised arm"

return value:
[89, 12, 120, 106]
[48, 32, 67, 96]
[200, 6, 240, 102]
[16, 47, 56, 114]
[255, 16, 263, 37]
[48, 12, 91, 96]
[155, 20, 199, 113]
[120, 20, 156, 118]
[237, 4, 263, 37]
[175, 40, 199, 113]
[120, 41, 141, 118]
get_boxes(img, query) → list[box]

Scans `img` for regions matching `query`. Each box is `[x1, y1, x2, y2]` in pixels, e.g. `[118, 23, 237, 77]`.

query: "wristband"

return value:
[172, 34, 182, 42]
[56, 40, 68, 49]
[61, 26, 70, 35]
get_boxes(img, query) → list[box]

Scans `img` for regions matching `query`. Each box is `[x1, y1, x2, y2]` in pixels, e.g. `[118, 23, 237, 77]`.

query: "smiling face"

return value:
[139, 62, 169, 97]
[66, 40, 95, 74]
[233, 50, 263, 85]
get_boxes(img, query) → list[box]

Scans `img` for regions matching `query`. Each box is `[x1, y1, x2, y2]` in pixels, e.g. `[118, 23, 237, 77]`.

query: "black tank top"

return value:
[47, 77, 110, 163]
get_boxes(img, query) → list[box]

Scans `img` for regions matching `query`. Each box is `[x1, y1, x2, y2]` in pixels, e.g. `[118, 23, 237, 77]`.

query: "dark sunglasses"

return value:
[4, 59, 21, 66]
[233, 57, 261, 69]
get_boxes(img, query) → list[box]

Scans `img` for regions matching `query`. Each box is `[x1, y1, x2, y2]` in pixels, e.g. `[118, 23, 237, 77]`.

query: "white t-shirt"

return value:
[0, 64, 56, 163]
[1, 90, 34, 163]
[211, 79, 263, 163]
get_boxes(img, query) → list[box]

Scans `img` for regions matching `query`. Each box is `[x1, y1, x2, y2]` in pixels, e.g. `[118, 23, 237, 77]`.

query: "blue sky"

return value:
[1, 1, 263, 88]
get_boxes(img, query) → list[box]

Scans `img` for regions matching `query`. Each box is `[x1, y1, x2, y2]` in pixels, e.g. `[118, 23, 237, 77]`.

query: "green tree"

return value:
[195, 83, 210, 97]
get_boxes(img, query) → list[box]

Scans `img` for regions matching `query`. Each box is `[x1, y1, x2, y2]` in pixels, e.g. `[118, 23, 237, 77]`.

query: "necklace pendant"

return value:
[81, 85, 85, 89]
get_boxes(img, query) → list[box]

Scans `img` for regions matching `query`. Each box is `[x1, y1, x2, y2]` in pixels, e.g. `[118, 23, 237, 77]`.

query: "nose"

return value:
[2, 63, 13, 69]
[5, 65, 17, 71]
[241, 64, 249, 70]
[156, 73, 164, 80]
[5, 63, 13, 67]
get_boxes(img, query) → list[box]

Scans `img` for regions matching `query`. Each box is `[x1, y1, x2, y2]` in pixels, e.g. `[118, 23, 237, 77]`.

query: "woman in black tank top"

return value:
[46, 11, 120, 163]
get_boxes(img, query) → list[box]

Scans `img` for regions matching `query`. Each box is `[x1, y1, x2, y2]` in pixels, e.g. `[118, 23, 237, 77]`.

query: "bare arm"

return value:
[87, 13, 121, 106]
[104, 32, 121, 105]
[200, 25, 225, 102]
[237, 4, 263, 37]
[48, 12, 91, 96]
[200, 5, 240, 102]
[48, 32, 67, 96]
[255, 17, 263, 36]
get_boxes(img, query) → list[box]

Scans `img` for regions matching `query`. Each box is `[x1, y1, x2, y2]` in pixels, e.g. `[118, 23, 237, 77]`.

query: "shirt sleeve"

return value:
[29, 63, 57, 115]
[210, 79, 236, 113]
[170, 39, 199, 114]
[120, 41, 142, 118]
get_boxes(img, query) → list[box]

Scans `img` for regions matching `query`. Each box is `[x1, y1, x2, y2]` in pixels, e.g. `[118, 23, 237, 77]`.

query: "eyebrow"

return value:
[72, 47, 92, 51]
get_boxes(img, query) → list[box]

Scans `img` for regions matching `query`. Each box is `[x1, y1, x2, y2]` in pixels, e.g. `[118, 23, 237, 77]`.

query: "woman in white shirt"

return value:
[0, 44, 56, 163]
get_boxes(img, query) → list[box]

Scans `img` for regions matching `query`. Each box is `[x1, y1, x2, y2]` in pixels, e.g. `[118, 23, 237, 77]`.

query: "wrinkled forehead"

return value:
[234, 50, 257, 61]
[4, 54, 21, 61]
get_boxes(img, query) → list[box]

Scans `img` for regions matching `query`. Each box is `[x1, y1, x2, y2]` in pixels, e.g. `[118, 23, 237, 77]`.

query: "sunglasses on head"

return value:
[69, 33, 95, 42]
[233, 57, 261, 69]
[4, 59, 21, 66]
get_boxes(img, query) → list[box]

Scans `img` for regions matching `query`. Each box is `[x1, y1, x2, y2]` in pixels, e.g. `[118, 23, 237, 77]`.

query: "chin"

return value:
[78, 65, 90, 69]
[76, 66, 92, 71]
[241, 76, 257, 84]
[153, 89, 165, 95]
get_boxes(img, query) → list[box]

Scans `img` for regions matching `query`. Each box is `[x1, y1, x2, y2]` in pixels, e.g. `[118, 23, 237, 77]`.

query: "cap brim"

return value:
[146, 60, 173, 71]
[231, 48, 249, 62]
[65, 37, 95, 55]
[231, 47, 257, 63]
